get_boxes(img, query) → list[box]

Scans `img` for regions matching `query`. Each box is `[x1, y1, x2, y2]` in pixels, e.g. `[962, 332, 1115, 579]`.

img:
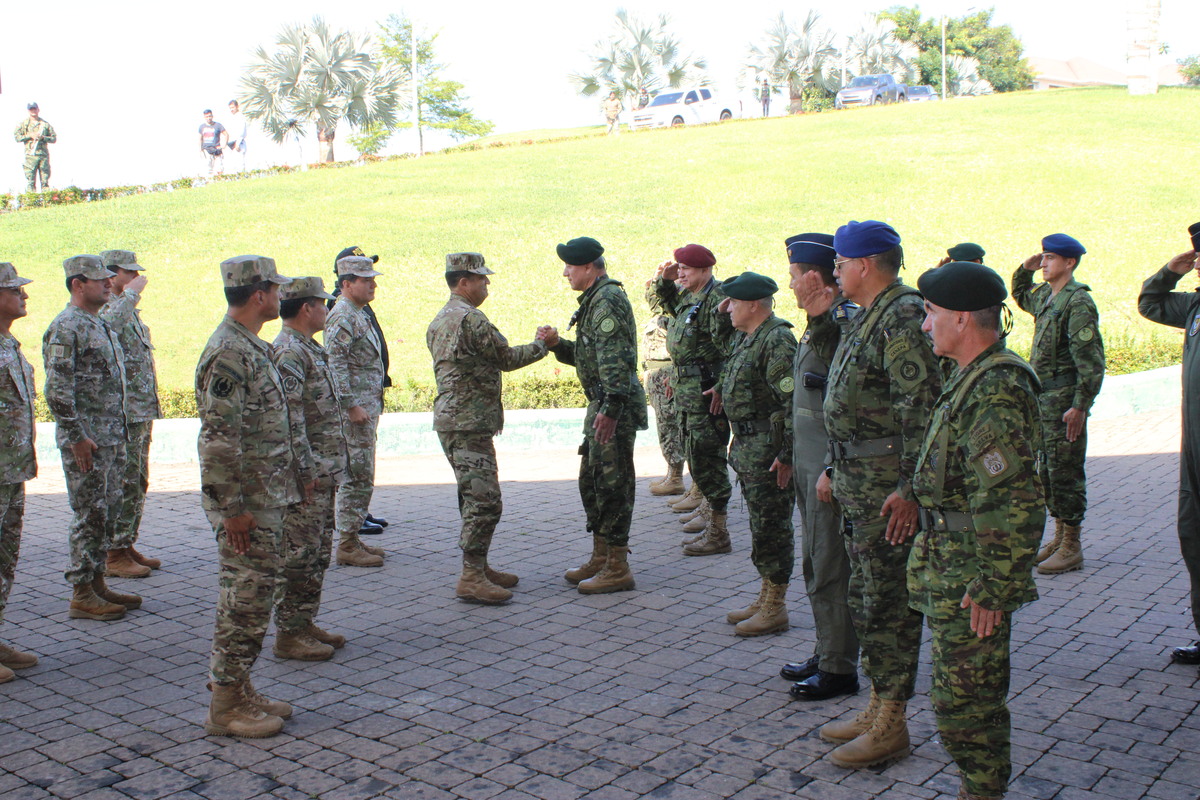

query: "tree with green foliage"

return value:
[1179, 56, 1200, 86]
[346, 122, 393, 157]
[239, 16, 404, 163]
[377, 14, 494, 155]
[744, 12, 839, 114]
[844, 16, 919, 84]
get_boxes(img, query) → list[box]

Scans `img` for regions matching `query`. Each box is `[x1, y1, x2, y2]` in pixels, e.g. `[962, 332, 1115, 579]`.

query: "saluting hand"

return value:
[1021, 253, 1043, 272]
[1166, 250, 1199, 276]
[796, 270, 835, 317]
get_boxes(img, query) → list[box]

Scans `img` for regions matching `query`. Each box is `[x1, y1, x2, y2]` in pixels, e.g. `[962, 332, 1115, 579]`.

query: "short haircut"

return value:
[445, 270, 474, 290]
[971, 305, 1002, 332]
[66, 274, 84, 292]
[1069, 254, 1083, 268]
[280, 296, 320, 320]
[224, 279, 273, 308]
[203, 108, 212, 115]
[868, 244, 904, 276]
[228, 99, 239, 108]
[594, 255, 607, 271]
[796, 261, 837, 287]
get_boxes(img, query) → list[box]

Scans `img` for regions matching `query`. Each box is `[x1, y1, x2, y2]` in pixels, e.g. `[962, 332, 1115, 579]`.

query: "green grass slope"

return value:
[3, 87, 1197, 408]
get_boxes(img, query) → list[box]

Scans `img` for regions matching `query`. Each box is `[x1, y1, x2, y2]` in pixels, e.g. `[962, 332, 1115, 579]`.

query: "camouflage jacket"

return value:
[1137, 264, 1200, 437]
[909, 343, 1044, 617]
[196, 316, 302, 516]
[641, 284, 674, 366]
[426, 295, 547, 434]
[14, 118, 55, 155]
[823, 280, 941, 519]
[721, 315, 797, 472]
[550, 275, 648, 432]
[325, 296, 385, 417]
[271, 325, 348, 486]
[100, 289, 162, 423]
[1011, 268, 1105, 411]
[653, 276, 737, 413]
[42, 304, 127, 448]
[793, 297, 858, 464]
[0, 333, 36, 484]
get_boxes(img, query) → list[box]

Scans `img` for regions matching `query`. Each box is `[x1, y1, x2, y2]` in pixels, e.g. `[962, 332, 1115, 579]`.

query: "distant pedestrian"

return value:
[761, 79, 771, 117]
[637, 88, 650, 109]
[199, 109, 227, 177]
[13, 103, 55, 192]
[602, 91, 624, 135]
[227, 100, 249, 173]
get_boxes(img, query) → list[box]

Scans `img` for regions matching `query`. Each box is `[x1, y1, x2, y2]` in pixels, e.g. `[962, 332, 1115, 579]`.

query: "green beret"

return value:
[946, 242, 985, 262]
[721, 271, 778, 301]
[556, 237, 604, 266]
[917, 261, 1007, 311]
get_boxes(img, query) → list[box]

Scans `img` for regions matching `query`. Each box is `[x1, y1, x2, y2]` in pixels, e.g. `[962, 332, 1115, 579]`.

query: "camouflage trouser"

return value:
[335, 414, 378, 540]
[111, 420, 152, 549]
[682, 410, 732, 512]
[579, 424, 637, 547]
[207, 505, 284, 685]
[644, 367, 685, 466]
[437, 431, 502, 558]
[274, 487, 335, 634]
[741, 475, 795, 585]
[847, 515, 923, 700]
[1039, 389, 1087, 525]
[928, 611, 1013, 797]
[1179, 438, 1200, 633]
[61, 444, 125, 585]
[0, 483, 25, 626]
[24, 153, 49, 192]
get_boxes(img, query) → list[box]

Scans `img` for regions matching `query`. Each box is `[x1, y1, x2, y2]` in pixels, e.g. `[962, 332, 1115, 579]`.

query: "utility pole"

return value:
[940, 15, 947, 100]
[411, 19, 422, 157]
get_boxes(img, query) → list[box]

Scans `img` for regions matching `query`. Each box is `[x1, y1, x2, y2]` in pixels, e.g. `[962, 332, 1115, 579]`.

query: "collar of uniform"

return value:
[222, 315, 272, 353]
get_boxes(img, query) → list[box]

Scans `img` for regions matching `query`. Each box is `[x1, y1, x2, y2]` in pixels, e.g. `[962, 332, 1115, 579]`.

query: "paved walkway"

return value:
[1, 410, 1197, 800]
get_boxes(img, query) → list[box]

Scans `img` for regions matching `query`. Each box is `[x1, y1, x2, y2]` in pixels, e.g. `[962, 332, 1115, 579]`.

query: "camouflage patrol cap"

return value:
[445, 252, 494, 275]
[63, 255, 115, 281]
[219, 254, 292, 288]
[0, 263, 32, 289]
[336, 255, 383, 278]
[279, 276, 334, 302]
[99, 249, 144, 271]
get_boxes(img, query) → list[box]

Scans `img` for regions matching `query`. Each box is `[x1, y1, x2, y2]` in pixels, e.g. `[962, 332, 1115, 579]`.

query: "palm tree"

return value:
[239, 16, 405, 163]
[946, 55, 994, 96]
[744, 11, 840, 114]
[844, 16, 919, 85]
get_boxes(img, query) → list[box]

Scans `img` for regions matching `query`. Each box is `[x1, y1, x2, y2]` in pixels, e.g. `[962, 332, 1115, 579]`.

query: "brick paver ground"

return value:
[1, 409, 1198, 800]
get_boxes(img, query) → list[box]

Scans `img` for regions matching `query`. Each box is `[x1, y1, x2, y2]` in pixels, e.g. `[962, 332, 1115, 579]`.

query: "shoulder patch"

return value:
[210, 375, 236, 399]
[599, 317, 616, 334]
[281, 374, 300, 395]
[47, 343, 70, 361]
[885, 336, 911, 363]
[1077, 326, 1095, 342]
[979, 447, 1008, 477]
[778, 376, 794, 393]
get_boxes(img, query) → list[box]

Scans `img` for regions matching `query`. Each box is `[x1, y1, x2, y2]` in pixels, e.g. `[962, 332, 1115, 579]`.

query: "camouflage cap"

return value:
[279, 276, 334, 302]
[63, 255, 115, 281]
[445, 252, 494, 275]
[336, 255, 383, 278]
[219, 255, 292, 288]
[0, 263, 32, 289]
[99, 249, 144, 271]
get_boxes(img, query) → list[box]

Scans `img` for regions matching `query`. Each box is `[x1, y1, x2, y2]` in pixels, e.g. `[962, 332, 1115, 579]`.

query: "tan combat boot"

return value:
[828, 698, 910, 768]
[92, 577, 142, 610]
[735, 581, 789, 636]
[204, 682, 284, 738]
[727, 579, 768, 624]
[128, 545, 161, 570]
[682, 510, 732, 556]
[680, 500, 711, 541]
[649, 462, 685, 496]
[69, 583, 126, 621]
[0, 664, 13, 684]
[105, 548, 152, 579]
[820, 687, 881, 743]
[669, 484, 703, 512]
[565, 536, 608, 584]
[957, 783, 1002, 800]
[1036, 519, 1064, 564]
[360, 541, 385, 557]
[0, 642, 39, 671]
[274, 630, 335, 661]
[337, 537, 384, 567]
[485, 564, 519, 589]
[241, 678, 293, 718]
[1038, 523, 1083, 574]
[578, 545, 635, 594]
[305, 624, 346, 649]
[456, 560, 513, 605]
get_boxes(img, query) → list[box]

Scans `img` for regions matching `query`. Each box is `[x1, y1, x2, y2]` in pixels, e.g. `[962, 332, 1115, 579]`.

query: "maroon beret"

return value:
[673, 243, 716, 269]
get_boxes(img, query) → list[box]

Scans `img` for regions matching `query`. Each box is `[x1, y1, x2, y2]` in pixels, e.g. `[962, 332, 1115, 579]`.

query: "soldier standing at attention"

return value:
[0, 263, 38, 683]
[13, 102, 55, 192]
[196, 255, 302, 738]
[99, 250, 163, 578]
[912, 261, 1044, 800]
[641, 291, 686, 498]
[427, 253, 549, 605]
[1011, 234, 1104, 574]
[541, 237, 647, 593]
[780, 233, 861, 701]
[326, 255, 387, 568]
[652, 244, 737, 556]
[270, 277, 349, 661]
[814, 221, 942, 770]
[44, 255, 139, 621]
[716, 272, 797, 636]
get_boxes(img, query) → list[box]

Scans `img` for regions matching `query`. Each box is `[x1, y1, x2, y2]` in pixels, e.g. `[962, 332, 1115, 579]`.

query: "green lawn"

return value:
[4, 86, 1197, 411]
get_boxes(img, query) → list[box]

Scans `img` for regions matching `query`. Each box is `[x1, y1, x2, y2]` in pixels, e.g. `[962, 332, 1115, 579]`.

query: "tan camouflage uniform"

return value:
[13, 115, 55, 192]
[642, 288, 684, 468]
[0, 286, 36, 626]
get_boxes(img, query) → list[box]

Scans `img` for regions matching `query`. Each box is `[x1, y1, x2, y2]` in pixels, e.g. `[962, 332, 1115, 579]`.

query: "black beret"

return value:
[784, 233, 836, 270]
[721, 271, 778, 301]
[335, 246, 379, 270]
[556, 237, 604, 266]
[946, 242, 985, 262]
[917, 261, 1007, 311]
[1189, 221, 1200, 252]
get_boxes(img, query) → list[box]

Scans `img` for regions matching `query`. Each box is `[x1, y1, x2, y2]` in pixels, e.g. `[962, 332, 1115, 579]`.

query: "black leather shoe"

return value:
[779, 655, 819, 682]
[789, 670, 860, 701]
[365, 513, 389, 528]
[1171, 642, 1200, 664]
[359, 520, 384, 536]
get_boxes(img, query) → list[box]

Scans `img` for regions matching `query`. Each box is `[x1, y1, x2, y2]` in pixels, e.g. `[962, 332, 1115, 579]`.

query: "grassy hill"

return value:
[3, 86, 1198, 413]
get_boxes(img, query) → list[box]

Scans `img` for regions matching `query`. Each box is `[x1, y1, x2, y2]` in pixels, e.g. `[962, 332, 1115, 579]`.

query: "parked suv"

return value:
[907, 85, 938, 103]
[834, 74, 907, 108]
[631, 88, 736, 129]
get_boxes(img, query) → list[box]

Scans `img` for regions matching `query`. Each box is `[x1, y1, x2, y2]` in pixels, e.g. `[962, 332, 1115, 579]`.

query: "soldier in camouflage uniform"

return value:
[326, 256, 387, 568]
[544, 237, 647, 593]
[44, 255, 140, 622]
[716, 272, 798, 637]
[197, 254, 302, 738]
[1011, 234, 1104, 574]
[641, 292, 686, 496]
[912, 261, 1045, 800]
[809, 221, 942, 770]
[98, 250, 163, 579]
[270, 277, 349, 662]
[0, 263, 38, 683]
[427, 253, 549, 605]
[651, 244, 738, 555]
[13, 103, 55, 192]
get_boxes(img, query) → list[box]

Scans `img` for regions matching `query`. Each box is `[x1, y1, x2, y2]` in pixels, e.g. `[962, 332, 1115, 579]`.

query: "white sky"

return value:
[1, 0, 1196, 190]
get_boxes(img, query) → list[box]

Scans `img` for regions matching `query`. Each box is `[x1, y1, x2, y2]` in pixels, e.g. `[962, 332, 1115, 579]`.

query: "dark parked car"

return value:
[834, 74, 907, 108]
[907, 85, 938, 103]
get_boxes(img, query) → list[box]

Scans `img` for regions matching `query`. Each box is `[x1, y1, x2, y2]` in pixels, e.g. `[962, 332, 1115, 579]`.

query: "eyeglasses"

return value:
[833, 258, 855, 269]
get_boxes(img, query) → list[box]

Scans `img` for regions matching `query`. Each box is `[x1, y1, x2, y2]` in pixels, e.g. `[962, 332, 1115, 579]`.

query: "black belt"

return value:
[1040, 372, 1077, 391]
[731, 418, 772, 436]
[918, 507, 975, 533]
[675, 361, 723, 379]
[828, 435, 901, 462]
